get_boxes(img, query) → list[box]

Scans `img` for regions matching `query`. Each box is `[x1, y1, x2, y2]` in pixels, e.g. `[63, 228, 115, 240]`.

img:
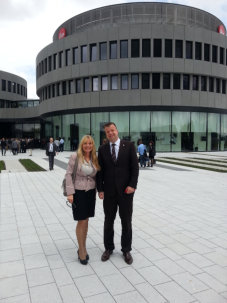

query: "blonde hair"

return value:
[77, 135, 100, 170]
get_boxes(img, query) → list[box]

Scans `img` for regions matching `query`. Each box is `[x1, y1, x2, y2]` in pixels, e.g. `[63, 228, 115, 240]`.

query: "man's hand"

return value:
[67, 195, 74, 204]
[124, 186, 135, 194]
[98, 192, 104, 199]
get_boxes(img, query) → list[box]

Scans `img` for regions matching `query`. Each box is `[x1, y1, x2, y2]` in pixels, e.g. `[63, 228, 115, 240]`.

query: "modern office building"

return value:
[0, 70, 40, 139]
[3, 2, 227, 151]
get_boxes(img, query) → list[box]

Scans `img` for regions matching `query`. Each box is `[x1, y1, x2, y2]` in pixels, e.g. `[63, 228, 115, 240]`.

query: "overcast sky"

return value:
[1, 0, 227, 99]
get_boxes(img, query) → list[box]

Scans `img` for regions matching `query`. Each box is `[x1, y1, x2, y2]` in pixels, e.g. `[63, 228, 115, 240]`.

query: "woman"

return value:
[65, 135, 100, 265]
[148, 141, 156, 167]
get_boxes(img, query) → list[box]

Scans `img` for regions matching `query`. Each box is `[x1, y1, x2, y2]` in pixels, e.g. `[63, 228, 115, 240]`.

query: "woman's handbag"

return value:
[62, 155, 79, 196]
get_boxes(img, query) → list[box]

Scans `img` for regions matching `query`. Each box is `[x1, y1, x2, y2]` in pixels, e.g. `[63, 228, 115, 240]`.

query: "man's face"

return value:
[50, 138, 53, 143]
[104, 124, 119, 143]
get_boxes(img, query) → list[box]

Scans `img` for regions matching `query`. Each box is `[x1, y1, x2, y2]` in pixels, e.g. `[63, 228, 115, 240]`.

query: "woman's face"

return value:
[82, 139, 93, 154]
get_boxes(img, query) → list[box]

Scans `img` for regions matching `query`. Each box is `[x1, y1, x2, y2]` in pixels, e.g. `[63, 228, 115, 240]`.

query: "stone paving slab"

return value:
[0, 150, 227, 302]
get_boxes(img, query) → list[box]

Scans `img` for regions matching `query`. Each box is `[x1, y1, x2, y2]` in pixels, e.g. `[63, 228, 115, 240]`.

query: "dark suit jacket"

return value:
[97, 140, 139, 195]
[46, 142, 57, 156]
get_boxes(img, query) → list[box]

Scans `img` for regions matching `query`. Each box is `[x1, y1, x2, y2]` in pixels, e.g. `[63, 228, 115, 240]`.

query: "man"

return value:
[97, 122, 139, 265]
[59, 137, 64, 152]
[1, 138, 7, 156]
[46, 137, 57, 170]
[137, 139, 147, 168]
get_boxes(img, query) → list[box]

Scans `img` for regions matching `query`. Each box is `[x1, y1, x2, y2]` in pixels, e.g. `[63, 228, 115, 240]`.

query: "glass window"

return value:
[201, 76, 207, 91]
[152, 73, 160, 89]
[165, 39, 172, 58]
[12, 82, 16, 93]
[131, 74, 139, 89]
[172, 112, 190, 152]
[73, 47, 79, 64]
[91, 112, 109, 147]
[62, 114, 74, 150]
[100, 42, 107, 60]
[48, 56, 52, 71]
[76, 79, 81, 93]
[204, 44, 210, 61]
[186, 41, 193, 59]
[142, 73, 150, 89]
[193, 75, 199, 90]
[44, 58, 47, 73]
[191, 112, 207, 151]
[58, 51, 63, 68]
[175, 40, 183, 58]
[163, 73, 171, 89]
[209, 77, 214, 92]
[131, 39, 140, 57]
[212, 45, 218, 63]
[62, 81, 67, 95]
[2, 79, 6, 91]
[92, 77, 98, 91]
[110, 112, 129, 140]
[53, 53, 57, 69]
[151, 111, 171, 152]
[195, 42, 202, 60]
[84, 78, 90, 92]
[65, 49, 70, 66]
[222, 79, 226, 94]
[8, 81, 11, 92]
[173, 74, 181, 89]
[90, 44, 97, 61]
[220, 47, 224, 64]
[110, 41, 117, 59]
[68, 80, 74, 94]
[216, 78, 220, 93]
[111, 75, 118, 90]
[52, 84, 55, 97]
[130, 111, 150, 145]
[183, 75, 190, 90]
[101, 76, 108, 91]
[81, 45, 87, 63]
[121, 74, 128, 89]
[142, 39, 150, 57]
[57, 83, 61, 96]
[120, 40, 128, 58]
[48, 85, 51, 98]
[208, 113, 220, 151]
[154, 39, 162, 57]
[76, 113, 90, 142]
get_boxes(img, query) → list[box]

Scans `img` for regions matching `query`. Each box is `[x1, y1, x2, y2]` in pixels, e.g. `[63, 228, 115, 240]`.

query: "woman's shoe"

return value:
[77, 250, 89, 264]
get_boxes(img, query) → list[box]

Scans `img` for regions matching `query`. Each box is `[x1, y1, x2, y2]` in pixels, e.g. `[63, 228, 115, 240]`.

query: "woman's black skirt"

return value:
[72, 189, 96, 221]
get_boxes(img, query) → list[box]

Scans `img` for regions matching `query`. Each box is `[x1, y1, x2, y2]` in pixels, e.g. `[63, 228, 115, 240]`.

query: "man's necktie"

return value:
[111, 143, 116, 162]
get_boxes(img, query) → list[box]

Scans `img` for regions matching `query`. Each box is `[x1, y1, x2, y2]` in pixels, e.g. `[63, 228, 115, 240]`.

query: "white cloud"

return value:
[0, 0, 227, 99]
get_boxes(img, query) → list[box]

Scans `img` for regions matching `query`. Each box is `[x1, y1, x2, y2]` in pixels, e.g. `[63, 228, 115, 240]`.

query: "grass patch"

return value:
[156, 158, 227, 173]
[0, 161, 6, 173]
[19, 159, 46, 172]
[164, 157, 227, 168]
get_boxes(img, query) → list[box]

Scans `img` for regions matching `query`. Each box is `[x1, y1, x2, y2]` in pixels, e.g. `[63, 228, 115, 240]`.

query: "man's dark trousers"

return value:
[104, 191, 133, 253]
[48, 152, 55, 170]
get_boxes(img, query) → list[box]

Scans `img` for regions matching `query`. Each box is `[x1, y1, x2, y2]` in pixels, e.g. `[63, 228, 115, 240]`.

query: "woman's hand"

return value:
[67, 195, 74, 204]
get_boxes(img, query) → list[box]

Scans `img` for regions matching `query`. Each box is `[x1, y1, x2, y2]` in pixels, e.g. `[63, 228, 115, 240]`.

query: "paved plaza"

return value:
[0, 150, 227, 303]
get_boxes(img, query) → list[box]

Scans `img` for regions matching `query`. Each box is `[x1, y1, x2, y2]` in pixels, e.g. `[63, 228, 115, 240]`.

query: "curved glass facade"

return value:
[41, 111, 227, 152]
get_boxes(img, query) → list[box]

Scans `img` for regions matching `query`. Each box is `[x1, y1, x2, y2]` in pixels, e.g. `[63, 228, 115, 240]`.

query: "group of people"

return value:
[64, 122, 139, 265]
[137, 139, 156, 168]
[0, 137, 34, 156]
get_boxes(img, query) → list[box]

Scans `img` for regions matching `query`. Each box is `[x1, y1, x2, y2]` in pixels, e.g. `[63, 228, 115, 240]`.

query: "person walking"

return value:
[59, 137, 64, 152]
[137, 139, 147, 168]
[65, 135, 100, 265]
[1, 138, 7, 156]
[97, 122, 139, 265]
[46, 137, 57, 170]
[148, 141, 156, 166]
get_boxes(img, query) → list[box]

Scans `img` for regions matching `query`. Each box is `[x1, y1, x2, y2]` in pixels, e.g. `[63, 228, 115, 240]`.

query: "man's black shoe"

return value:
[123, 252, 133, 265]
[101, 250, 113, 261]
